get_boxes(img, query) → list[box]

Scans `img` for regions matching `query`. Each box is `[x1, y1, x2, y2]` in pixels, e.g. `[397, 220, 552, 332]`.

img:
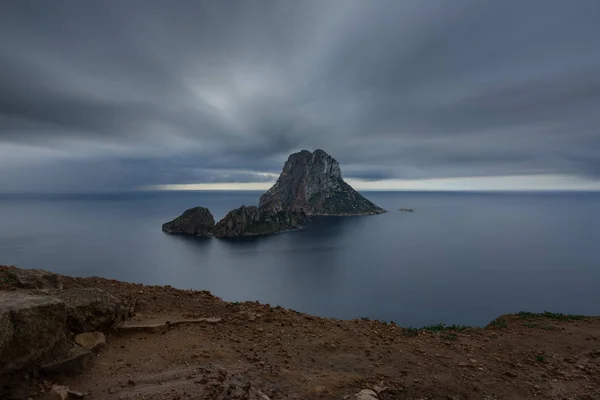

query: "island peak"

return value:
[259, 149, 385, 216]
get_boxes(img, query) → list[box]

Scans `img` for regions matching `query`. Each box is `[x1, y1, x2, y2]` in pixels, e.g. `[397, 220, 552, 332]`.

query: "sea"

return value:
[1, 190, 599, 328]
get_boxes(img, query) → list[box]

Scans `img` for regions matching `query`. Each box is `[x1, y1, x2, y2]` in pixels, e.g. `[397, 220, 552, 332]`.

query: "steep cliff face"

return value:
[259, 149, 385, 215]
[213, 206, 308, 238]
[161, 207, 215, 236]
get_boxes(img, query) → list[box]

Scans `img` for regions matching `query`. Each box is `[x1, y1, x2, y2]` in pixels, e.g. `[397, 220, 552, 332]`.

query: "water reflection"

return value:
[162, 233, 213, 249]
[2, 191, 600, 327]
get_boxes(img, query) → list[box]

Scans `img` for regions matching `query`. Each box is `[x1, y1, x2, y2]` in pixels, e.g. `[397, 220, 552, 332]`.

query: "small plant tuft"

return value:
[535, 355, 546, 363]
[540, 325, 556, 331]
[403, 327, 419, 337]
[421, 323, 470, 332]
[441, 332, 457, 341]
[490, 319, 508, 328]
[517, 311, 537, 319]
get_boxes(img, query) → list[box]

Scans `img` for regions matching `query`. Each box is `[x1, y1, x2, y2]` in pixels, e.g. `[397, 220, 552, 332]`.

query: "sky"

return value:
[1, 0, 600, 193]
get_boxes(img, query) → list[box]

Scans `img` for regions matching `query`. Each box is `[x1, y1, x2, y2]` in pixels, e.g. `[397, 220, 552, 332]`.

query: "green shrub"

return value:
[489, 319, 508, 328]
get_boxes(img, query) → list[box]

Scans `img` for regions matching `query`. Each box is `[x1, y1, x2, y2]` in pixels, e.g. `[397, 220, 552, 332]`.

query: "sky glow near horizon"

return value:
[148, 174, 600, 192]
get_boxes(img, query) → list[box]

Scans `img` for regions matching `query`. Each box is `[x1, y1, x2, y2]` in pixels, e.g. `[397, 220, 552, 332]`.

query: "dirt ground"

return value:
[3, 273, 600, 399]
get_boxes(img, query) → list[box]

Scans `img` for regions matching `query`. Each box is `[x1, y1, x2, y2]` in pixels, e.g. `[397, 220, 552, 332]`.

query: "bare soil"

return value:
[3, 272, 600, 399]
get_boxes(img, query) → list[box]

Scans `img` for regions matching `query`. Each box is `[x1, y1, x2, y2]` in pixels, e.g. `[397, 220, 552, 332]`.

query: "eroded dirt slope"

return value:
[2, 269, 599, 399]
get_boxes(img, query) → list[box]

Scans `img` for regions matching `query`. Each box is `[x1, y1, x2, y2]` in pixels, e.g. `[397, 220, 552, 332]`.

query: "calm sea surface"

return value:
[1, 191, 599, 327]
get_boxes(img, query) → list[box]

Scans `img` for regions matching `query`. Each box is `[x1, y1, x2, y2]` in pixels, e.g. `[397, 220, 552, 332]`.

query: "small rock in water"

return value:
[161, 206, 215, 236]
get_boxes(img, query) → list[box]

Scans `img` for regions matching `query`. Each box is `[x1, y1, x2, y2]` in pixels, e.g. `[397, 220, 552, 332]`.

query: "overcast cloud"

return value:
[1, 0, 600, 192]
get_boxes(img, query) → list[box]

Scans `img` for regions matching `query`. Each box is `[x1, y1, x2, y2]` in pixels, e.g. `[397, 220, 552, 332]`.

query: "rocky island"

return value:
[161, 149, 385, 237]
[259, 149, 386, 216]
[161, 206, 215, 236]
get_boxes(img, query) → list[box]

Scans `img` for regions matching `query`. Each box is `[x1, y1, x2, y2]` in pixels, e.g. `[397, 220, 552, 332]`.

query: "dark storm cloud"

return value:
[1, 0, 599, 191]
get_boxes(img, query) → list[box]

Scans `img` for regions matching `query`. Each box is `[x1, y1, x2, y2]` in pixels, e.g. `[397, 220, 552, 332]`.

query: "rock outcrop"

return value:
[41, 346, 95, 376]
[213, 205, 308, 238]
[6, 266, 60, 290]
[58, 288, 122, 333]
[0, 292, 66, 374]
[162, 206, 215, 236]
[0, 266, 132, 382]
[259, 149, 385, 215]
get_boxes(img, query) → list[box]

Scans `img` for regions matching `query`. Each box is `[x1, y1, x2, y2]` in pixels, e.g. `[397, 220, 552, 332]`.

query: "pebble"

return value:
[50, 385, 69, 400]
[67, 390, 85, 399]
[352, 389, 379, 400]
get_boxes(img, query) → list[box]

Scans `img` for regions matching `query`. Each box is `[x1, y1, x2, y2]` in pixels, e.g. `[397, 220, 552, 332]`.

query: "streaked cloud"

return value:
[1, 0, 599, 192]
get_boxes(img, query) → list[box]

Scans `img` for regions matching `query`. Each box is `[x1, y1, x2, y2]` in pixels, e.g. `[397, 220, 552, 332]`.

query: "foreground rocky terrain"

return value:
[1, 266, 599, 400]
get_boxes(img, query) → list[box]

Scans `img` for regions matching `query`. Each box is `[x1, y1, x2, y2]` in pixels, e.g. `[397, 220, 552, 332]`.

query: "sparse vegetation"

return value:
[540, 325, 556, 331]
[518, 311, 584, 321]
[535, 355, 546, 363]
[402, 323, 470, 338]
[441, 332, 458, 341]
[421, 323, 470, 332]
[490, 319, 508, 328]
[403, 327, 419, 337]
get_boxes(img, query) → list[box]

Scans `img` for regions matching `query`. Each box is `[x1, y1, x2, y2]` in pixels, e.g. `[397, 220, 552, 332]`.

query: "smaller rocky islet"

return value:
[161, 206, 215, 236]
[161, 149, 386, 238]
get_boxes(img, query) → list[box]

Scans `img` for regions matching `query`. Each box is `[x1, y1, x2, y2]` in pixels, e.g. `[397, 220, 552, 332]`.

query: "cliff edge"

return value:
[2, 265, 599, 400]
